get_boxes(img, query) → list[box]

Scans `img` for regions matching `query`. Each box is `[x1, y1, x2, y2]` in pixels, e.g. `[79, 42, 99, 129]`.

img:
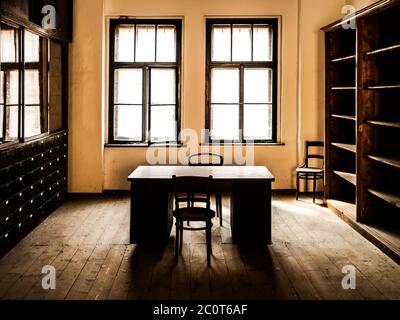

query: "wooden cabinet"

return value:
[323, 0, 400, 263]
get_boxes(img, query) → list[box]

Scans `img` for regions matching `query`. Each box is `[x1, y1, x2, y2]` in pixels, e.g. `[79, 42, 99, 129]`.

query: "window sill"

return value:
[105, 143, 186, 148]
[200, 142, 285, 147]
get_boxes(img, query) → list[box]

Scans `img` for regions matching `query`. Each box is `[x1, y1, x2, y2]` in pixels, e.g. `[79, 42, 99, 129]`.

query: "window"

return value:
[109, 19, 182, 145]
[0, 22, 66, 147]
[206, 19, 278, 143]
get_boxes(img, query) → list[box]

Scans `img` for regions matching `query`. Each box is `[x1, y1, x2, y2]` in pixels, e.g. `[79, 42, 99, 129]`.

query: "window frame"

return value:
[0, 20, 68, 149]
[108, 18, 182, 146]
[205, 18, 279, 144]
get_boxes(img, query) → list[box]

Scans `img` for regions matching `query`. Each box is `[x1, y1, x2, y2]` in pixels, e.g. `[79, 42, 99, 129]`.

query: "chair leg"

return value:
[206, 221, 212, 266]
[296, 174, 300, 200]
[175, 219, 180, 263]
[313, 174, 317, 203]
[217, 193, 223, 227]
[179, 220, 184, 255]
[305, 176, 309, 194]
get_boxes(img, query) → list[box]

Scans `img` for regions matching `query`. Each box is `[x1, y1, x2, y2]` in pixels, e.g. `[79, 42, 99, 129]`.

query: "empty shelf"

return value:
[367, 120, 400, 128]
[332, 114, 356, 121]
[367, 155, 400, 169]
[334, 171, 357, 186]
[368, 189, 400, 209]
[331, 55, 356, 62]
[331, 87, 356, 90]
[366, 44, 400, 56]
[332, 143, 356, 153]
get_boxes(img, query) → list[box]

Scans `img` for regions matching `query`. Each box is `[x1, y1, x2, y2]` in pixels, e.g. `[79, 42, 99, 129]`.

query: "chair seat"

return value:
[174, 207, 216, 221]
[296, 167, 324, 174]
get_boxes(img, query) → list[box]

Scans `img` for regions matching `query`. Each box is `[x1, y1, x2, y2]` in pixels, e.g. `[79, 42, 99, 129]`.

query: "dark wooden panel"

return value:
[1, 0, 30, 21]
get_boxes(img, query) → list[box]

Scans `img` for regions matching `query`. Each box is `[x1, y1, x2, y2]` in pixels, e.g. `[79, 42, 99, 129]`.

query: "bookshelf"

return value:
[323, 0, 400, 264]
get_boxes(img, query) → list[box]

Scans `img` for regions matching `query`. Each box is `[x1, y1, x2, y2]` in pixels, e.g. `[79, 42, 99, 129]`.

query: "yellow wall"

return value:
[69, 0, 345, 192]
[346, 0, 380, 10]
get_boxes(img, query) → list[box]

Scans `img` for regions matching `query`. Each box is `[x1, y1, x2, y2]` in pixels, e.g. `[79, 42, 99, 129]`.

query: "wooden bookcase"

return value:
[323, 0, 400, 263]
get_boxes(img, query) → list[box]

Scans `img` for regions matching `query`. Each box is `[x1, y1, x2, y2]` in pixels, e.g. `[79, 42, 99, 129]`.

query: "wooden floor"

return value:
[0, 193, 399, 300]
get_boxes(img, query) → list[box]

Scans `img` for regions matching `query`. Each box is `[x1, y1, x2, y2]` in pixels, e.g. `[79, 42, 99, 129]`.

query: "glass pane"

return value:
[136, 25, 156, 62]
[232, 25, 251, 61]
[212, 25, 231, 62]
[115, 25, 135, 62]
[114, 105, 142, 141]
[5, 105, 19, 141]
[244, 68, 273, 103]
[0, 26, 18, 63]
[49, 41, 63, 132]
[25, 31, 40, 63]
[150, 105, 176, 142]
[244, 104, 272, 140]
[24, 105, 41, 138]
[25, 70, 40, 105]
[6, 70, 19, 105]
[114, 69, 143, 104]
[211, 68, 239, 103]
[151, 69, 176, 104]
[210, 104, 239, 140]
[156, 25, 176, 62]
[253, 25, 273, 61]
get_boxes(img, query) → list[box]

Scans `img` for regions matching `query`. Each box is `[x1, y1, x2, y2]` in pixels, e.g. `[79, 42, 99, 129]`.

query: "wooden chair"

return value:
[296, 141, 325, 203]
[188, 153, 224, 227]
[172, 175, 215, 266]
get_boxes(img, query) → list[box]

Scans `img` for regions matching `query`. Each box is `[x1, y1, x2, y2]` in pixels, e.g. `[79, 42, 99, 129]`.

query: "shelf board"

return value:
[367, 85, 400, 90]
[332, 143, 357, 153]
[368, 188, 400, 209]
[331, 87, 356, 90]
[334, 171, 357, 186]
[367, 155, 400, 169]
[332, 114, 356, 121]
[327, 199, 357, 220]
[367, 120, 400, 129]
[366, 44, 400, 56]
[331, 55, 356, 63]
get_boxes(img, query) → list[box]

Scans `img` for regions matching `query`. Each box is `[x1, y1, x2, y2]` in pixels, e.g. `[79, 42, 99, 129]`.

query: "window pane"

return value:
[244, 68, 273, 103]
[49, 41, 63, 132]
[114, 69, 143, 104]
[25, 70, 40, 105]
[156, 25, 176, 62]
[136, 25, 155, 62]
[212, 25, 231, 61]
[253, 25, 273, 61]
[232, 25, 251, 62]
[114, 105, 142, 141]
[115, 25, 135, 62]
[24, 105, 41, 138]
[150, 105, 176, 142]
[211, 104, 239, 140]
[151, 69, 176, 104]
[6, 70, 19, 105]
[5, 105, 19, 140]
[244, 104, 272, 140]
[25, 31, 40, 63]
[1, 26, 18, 63]
[211, 68, 239, 103]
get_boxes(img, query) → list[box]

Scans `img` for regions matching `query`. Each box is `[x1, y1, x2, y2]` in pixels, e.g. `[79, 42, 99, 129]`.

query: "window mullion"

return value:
[143, 66, 149, 143]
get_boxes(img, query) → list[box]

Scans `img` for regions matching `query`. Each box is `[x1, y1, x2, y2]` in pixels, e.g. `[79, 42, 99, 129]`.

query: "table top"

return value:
[128, 166, 275, 181]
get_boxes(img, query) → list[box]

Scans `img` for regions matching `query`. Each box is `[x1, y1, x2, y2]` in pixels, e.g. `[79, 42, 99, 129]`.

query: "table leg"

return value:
[230, 180, 272, 246]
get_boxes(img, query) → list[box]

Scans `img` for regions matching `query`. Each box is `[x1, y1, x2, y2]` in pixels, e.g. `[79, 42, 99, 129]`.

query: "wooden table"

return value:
[128, 166, 275, 246]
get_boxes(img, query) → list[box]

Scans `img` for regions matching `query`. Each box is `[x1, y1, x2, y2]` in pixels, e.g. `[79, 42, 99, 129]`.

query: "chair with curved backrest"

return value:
[188, 153, 224, 227]
[296, 141, 325, 203]
[173, 175, 215, 266]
